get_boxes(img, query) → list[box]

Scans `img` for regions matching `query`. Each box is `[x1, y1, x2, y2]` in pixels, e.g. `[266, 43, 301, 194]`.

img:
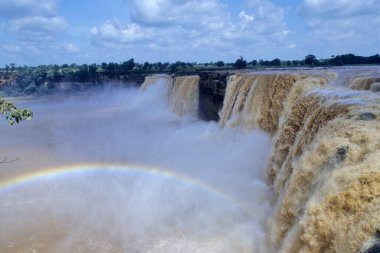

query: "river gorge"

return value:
[0, 66, 380, 253]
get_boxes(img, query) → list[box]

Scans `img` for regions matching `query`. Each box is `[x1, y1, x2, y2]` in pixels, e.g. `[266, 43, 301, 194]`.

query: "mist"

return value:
[0, 82, 273, 252]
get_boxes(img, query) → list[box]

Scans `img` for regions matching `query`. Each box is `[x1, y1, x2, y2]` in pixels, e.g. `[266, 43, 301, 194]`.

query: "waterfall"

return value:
[267, 88, 380, 253]
[2, 69, 380, 253]
[142, 74, 200, 117]
[217, 72, 380, 253]
[140, 74, 173, 97]
[141, 74, 173, 91]
[219, 73, 326, 134]
[169, 76, 200, 117]
[350, 77, 380, 91]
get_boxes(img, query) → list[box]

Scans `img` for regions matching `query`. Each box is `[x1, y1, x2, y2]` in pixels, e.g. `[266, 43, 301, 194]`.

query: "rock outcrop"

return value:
[198, 72, 228, 121]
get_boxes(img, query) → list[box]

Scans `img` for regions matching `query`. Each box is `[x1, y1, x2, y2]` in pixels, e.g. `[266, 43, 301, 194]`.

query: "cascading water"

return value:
[350, 77, 380, 92]
[140, 74, 200, 117]
[218, 71, 380, 253]
[140, 74, 173, 92]
[267, 88, 380, 253]
[219, 73, 326, 133]
[0, 78, 272, 252]
[169, 76, 200, 117]
[1, 68, 380, 253]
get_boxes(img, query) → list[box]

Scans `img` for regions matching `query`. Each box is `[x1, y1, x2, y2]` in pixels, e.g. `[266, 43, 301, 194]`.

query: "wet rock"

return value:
[364, 244, 380, 253]
[358, 112, 377, 121]
[336, 146, 349, 162]
[198, 72, 229, 121]
[370, 82, 380, 92]
[363, 230, 380, 253]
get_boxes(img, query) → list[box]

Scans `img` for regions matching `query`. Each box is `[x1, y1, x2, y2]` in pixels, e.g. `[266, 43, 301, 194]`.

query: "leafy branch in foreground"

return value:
[0, 96, 33, 125]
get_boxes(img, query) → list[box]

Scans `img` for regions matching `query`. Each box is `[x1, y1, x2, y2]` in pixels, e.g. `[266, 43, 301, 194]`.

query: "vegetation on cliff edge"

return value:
[0, 53, 379, 96]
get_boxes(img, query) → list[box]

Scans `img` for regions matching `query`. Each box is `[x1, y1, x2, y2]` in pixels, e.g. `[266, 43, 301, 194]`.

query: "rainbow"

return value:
[0, 163, 257, 218]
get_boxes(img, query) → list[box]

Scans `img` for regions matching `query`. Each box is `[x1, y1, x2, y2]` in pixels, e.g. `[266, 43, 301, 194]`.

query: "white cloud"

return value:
[299, 0, 380, 55]
[239, 11, 255, 25]
[286, 43, 296, 49]
[125, 0, 228, 27]
[60, 43, 80, 54]
[300, 0, 380, 18]
[10, 16, 68, 37]
[92, 0, 231, 50]
[245, 0, 287, 34]
[91, 21, 150, 45]
[126, 0, 173, 25]
[92, 0, 291, 60]
[2, 42, 41, 55]
[3, 44, 22, 53]
[0, 0, 72, 61]
[0, 0, 57, 18]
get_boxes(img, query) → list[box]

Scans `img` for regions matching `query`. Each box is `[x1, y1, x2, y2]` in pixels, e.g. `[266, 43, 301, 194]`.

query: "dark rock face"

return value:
[358, 112, 377, 121]
[120, 74, 147, 85]
[132, 71, 229, 122]
[336, 146, 349, 162]
[370, 82, 380, 92]
[198, 72, 228, 121]
[363, 231, 380, 253]
[364, 244, 380, 253]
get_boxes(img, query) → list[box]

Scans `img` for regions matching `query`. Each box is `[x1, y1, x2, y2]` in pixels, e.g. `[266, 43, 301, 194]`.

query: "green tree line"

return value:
[1, 53, 379, 96]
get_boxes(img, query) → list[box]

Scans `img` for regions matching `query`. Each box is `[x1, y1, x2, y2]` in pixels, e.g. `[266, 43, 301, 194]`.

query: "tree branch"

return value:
[0, 157, 20, 163]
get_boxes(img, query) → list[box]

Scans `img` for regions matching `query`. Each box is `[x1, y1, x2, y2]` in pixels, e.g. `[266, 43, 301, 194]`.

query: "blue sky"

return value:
[0, 0, 379, 66]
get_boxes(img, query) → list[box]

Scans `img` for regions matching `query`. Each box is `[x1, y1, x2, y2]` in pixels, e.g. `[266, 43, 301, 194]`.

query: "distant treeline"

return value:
[0, 53, 379, 96]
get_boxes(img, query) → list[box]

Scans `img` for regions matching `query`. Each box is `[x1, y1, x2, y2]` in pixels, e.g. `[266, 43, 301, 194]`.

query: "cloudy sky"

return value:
[0, 0, 379, 66]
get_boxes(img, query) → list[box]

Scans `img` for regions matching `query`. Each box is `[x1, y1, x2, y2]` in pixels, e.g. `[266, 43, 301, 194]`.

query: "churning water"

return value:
[1, 66, 380, 253]
[0, 83, 272, 252]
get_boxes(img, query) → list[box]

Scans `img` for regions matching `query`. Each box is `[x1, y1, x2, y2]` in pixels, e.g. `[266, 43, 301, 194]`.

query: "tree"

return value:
[0, 96, 33, 125]
[216, 61, 225, 67]
[0, 97, 32, 164]
[305, 55, 318, 66]
[292, 60, 300, 66]
[234, 57, 247, 69]
[120, 58, 135, 73]
[88, 64, 97, 78]
[249, 60, 257, 66]
[143, 61, 150, 71]
[169, 61, 182, 73]
[156, 62, 164, 71]
[270, 58, 281, 66]
[76, 64, 89, 81]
